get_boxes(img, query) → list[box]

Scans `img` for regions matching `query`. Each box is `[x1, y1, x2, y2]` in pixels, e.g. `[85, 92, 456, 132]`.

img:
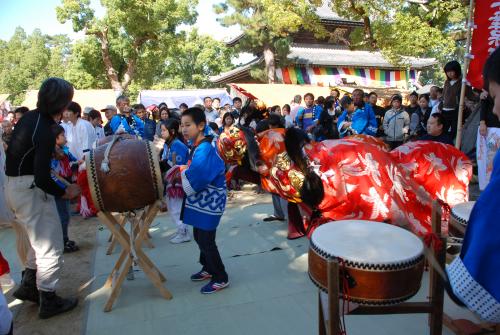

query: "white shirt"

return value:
[64, 118, 97, 160]
[95, 126, 105, 141]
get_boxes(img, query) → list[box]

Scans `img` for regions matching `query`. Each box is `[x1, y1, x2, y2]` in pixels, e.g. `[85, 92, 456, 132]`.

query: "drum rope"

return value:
[101, 135, 119, 173]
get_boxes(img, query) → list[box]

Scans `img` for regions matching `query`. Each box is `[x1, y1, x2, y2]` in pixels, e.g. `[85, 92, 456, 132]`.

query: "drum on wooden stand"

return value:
[308, 220, 425, 305]
[86, 135, 164, 212]
[449, 201, 475, 237]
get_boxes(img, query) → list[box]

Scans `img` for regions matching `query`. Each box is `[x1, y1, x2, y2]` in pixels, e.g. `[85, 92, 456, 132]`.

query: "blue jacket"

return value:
[142, 118, 156, 141]
[110, 114, 145, 138]
[337, 103, 377, 138]
[181, 137, 227, 231]
[295, 105, 322, 130]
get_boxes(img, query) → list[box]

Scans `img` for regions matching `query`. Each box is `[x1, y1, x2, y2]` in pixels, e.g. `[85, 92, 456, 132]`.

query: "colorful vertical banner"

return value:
[467, 1, 500, 89]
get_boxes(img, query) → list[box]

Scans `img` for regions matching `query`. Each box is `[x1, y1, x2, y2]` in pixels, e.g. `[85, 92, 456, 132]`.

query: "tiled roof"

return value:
[211, 45, 437, 84]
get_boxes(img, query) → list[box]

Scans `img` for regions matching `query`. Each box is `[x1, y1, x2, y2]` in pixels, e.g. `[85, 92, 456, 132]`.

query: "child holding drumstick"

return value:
[179, 107, 229, 294]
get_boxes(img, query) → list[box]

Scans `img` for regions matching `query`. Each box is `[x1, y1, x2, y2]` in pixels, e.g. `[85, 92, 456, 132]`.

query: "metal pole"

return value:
[456, 0, 475, 149]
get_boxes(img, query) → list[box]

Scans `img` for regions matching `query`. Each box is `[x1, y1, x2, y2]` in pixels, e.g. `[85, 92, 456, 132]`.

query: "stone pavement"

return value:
[82, 193, 477, 335]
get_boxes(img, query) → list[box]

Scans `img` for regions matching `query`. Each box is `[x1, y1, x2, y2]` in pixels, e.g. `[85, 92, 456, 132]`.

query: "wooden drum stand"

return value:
[318, 201, 446, 335]
[98, 201, 172, 312]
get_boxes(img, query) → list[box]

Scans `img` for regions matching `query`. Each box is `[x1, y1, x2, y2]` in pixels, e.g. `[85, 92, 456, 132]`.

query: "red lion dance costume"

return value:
[218, 126, 471, 238]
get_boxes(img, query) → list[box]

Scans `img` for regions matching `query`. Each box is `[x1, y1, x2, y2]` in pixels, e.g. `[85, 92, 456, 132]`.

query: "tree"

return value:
[56, 0, 198, 93]
[331, 0, 467, 83]
[0, 28, 67, 104]
[214, 0, 326, 83]
[151, 29, 234, 89]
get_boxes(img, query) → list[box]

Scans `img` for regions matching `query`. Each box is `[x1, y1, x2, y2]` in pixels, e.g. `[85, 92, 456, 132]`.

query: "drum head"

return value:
[451, 201, 475, 222]
[311, 220, 423, 265]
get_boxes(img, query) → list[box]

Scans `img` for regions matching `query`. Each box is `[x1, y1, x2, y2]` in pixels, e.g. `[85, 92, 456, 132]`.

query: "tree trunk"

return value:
[263, 45, 276, 84]
[95, 29, 123, 92]
[348, 0, 377, 49]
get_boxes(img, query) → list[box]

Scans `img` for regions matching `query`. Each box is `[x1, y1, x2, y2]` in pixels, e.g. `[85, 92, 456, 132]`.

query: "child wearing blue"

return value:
[50, 125, 80, 253]
[295, 93, 323, 132]
[160, 119, 190, 244]
[180, 107, 228, 294]
[337, 91, 378, 138]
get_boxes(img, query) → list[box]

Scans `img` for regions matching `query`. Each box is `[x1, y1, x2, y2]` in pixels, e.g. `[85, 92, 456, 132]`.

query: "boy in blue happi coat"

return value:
[179, 107, 229, 294]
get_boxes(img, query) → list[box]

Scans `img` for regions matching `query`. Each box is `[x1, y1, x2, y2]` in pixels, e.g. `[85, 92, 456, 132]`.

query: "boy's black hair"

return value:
[88, 109, 101, 120]
[208, 122, 219, 133]
[181, 107, 206, 126]
[133, 103, 145, 111]
[67, 101, 82, 117]
[203, 96, 212, 102]
[431, 112, 445, 126]
[255, 119, 270, 133]
[409, 91, 418, 98]
[340, 95, 353, 108]
[179, 103, 188, 109]
[213, 97, 220, 102]
[368, 91, 377, 98]
[418, 94, 430, 102]
[444, 60, 462, 79]
[483, 47, 500, 90]
[232, 97, 242, 103]
[268, 113, 284, 128]
[15, 106, 29, 115]
[51, 124, 65, 138]
[304, 92, 314, 100]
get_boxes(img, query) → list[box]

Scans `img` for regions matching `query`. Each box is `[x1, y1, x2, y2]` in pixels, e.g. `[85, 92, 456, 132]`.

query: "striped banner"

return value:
[276, 66, 416, 88]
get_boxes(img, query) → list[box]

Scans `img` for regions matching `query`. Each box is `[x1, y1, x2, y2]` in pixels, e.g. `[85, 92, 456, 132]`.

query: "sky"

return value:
[0, 0, 242, 42]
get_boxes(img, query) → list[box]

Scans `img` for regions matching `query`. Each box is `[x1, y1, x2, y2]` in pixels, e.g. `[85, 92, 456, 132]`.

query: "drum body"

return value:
[86, 137, 163, 212]
[308, 220, 424, 305]
[449, 201, 475, 236]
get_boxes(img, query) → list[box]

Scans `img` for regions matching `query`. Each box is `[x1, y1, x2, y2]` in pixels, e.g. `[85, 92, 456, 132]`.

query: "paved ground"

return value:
[1, 186, 483, 335]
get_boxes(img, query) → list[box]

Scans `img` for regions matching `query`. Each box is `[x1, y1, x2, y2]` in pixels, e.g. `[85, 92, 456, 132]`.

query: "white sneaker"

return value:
[0, 273, 16, 292]
[170, 231, 191, 244]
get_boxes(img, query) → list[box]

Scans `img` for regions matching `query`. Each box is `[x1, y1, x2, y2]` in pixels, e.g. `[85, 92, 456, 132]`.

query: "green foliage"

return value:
[152, 29, 234, 89]
[0, 28, 69, 104]
[215, 0, 326, 82]
[56, 0, 198, 90]
[331, 0, 468, 84]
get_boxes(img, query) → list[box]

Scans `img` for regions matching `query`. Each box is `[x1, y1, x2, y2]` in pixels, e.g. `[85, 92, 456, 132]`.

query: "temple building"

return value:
[211, 5, 436, 90]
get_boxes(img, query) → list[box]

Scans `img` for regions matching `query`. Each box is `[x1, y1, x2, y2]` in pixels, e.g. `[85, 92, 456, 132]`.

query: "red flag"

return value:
[467, 1, 500, 89]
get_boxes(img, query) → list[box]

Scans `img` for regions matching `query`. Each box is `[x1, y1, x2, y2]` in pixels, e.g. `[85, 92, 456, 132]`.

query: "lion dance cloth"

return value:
[218, 126, 472, 237]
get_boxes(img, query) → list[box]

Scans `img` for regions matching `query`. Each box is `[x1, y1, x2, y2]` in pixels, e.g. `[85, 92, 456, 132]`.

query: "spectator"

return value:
[63, 102, 97, 161]
[479, 90, 500, 137]
[220, 112, 235, 133]
[281, 104, 293, 128]
[110, 95, 145, 137]
[270, 105, 281, 115]
[338, 89, 378, 137]
[290, 94, 302, 122]
[406, 91, 419, 115]
[410, 94, 432, 138]
[134, 104, 156, 141]
[213, 97, 221, 113]
[313, 109, 338, 141]
[203, 97, 218, 123]
[1, 121, 12, 150]
[383, 94, 410, 149]
[441, 60, 476, 139]
[14, 106, 28, 123]
[101, 105, 117, 136]
[316, 96, 326, 110]
[82, 107, 92, 121]
[295, 93, 322, 133]
[179, 103, 188, 114]
[232, 97, 242, 119]
[368, 92, 386, 137]
[238, 106, 258, 130]
[155, 107, 171, 137]
[429, 85, 441, 110]
[363, 92, 370, 104]
[268, 113, 284, 129]
[419, 113, 453, 145]
[208, 122, 220, 135]
[5, 112, 14, 123]
[87, 109, 105, 140]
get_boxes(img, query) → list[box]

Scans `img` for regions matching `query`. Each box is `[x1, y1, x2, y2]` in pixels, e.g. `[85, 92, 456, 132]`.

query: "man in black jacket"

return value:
[5, 78, 81, 319]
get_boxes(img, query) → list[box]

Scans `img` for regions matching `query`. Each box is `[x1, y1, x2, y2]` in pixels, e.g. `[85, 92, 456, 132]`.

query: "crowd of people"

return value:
[0, 48, 499, 333]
